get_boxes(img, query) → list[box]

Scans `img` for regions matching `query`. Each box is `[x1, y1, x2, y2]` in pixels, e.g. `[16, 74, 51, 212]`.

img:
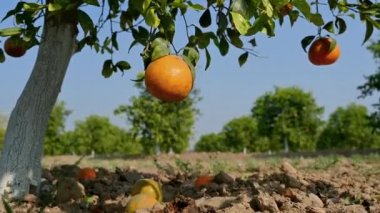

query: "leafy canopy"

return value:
[317, 103, 380, 150]
[1, 0, 380, 71]
[251, 86, 324, 152]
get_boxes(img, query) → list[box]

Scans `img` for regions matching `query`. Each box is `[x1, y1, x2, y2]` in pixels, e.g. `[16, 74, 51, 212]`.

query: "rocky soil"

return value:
[0, 152, 379, 212]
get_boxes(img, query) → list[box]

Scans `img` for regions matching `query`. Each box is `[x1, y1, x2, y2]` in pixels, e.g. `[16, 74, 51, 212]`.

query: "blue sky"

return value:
[0, 3, 379, 148]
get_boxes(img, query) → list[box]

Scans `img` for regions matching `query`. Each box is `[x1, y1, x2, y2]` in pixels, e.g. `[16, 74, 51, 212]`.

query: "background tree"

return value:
[2, 0, 380, 200]
[251, 86, 324, 152]
[359, 38, 380, 130]
[115, 80, 201, 154]
[317, 103, 380, 150]
[0, 113, 6, 150]
[194, 133, 226, 152]
[220, 116, 259, 152]
[44, 101, 71, 155]
[66, 115, 141, 155]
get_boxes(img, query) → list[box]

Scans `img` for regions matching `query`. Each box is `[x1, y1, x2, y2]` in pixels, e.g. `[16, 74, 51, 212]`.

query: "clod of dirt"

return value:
[213, 171, 234, 185]
[251, 192, 280, 213]
[308, 193, 324, 208]
[306, 206, 326, 213]
[55, 177, 85, 203]
[195, 196, 236, 209]
[281, 161, 298, 175]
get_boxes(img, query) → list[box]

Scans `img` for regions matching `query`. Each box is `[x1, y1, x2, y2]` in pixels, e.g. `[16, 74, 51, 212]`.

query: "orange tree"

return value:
[1, 0, 380, 200]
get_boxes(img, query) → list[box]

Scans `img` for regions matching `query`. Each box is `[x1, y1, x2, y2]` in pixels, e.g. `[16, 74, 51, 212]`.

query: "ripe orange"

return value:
[145, 55, 193, 102]
[194, 175, 214, 188]
[78, 167, 97, 181]
[308, 37, 340, 66]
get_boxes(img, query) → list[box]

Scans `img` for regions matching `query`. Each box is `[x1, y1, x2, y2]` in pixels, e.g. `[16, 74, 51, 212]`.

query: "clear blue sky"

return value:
[0, 3, 379, 148]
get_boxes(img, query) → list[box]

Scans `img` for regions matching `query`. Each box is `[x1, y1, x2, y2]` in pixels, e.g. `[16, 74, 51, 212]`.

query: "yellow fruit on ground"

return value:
[145, 55, 193, 102]
[130, 179, 163, 202]
[125, 194, 159, 213]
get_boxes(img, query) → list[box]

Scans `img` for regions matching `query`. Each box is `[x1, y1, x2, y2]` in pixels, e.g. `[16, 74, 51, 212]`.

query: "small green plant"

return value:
[175, 159, 192, 174]
[245, 159, 259, 172]
[2, 197, 13, 213]
[309, 155, 340, 170]
[211, 160, 232, 174]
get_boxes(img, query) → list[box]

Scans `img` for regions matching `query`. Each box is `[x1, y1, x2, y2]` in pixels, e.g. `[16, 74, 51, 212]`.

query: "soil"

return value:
[1, 152, 380, 213]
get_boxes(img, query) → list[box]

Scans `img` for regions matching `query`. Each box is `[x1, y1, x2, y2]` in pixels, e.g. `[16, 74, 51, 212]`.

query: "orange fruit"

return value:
[194, 175, 214, 188]
[308, 37, 341, 66]
[280, 3, 294, 16]
[125, 194, 159, 213]
[130, 179, 163, 202]
[145, 55, 193, 102]
[78, 167, 96, 181]
[4, 36, 27, 57]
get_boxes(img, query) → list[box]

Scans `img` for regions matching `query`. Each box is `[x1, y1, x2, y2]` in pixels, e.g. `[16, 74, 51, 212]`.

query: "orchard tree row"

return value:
[195, 87, 380, 153]
[2, 85, 378, 155]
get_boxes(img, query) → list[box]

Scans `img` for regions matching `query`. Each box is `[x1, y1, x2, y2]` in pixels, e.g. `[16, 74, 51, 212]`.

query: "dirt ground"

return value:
[1, 152, 380, 212]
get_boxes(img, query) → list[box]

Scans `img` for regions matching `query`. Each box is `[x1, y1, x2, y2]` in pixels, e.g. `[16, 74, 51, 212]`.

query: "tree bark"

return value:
[0, 18, 77, 199]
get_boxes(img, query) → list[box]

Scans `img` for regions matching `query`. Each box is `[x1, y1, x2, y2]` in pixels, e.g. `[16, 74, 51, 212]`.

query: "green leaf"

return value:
[288, 10, 300, 26]
[83, 0, 100, 6]
[78, 10, 94, 35]
[102, 59, 113, 78]
[328, 0, 338, 9]
[309, 13, 324, 26]
[151, 37, 170, 61]
[301, 35, 315, 52]
[199, 9, 211, 28]
[188, 2, 205, 11]
[335, 17, 347, 34]
[205, 48, 211, 70]
[145, 8, 160, 28]
[2, 197, 13, 213]
[183, 46, 200, 65]
[0, 49, 5, 63]
[218, 36, 229, 56]
[262, 0, 274, 17]
[0, 27, 23, 37]
[111, 32, 118, 50]
[115, 60, 131, 71]
[131, 0, 151, 13]
[238, 52, 249, 67]
[2, 2, 24, 22]
[323, 21, 335, 33]
[23, 3, 44, 12]
[47, 3, 63, 12]
[293, 0, 311, 18]
[217, 11, 228, 32]
[231, 0, 252, 19]
[230, 11, 251, 35]
[227, 29, 243, 48]
[363, 20, 374, 44]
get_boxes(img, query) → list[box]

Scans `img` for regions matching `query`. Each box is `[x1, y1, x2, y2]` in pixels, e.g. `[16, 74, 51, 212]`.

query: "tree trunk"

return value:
[0, 18, 77, 199]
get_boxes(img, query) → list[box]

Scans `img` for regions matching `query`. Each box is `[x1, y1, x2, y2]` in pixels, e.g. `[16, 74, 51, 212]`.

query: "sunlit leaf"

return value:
[0, 27, 23, 37]
[145, 8, 160, 28]
[230, 11, 251, 35]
